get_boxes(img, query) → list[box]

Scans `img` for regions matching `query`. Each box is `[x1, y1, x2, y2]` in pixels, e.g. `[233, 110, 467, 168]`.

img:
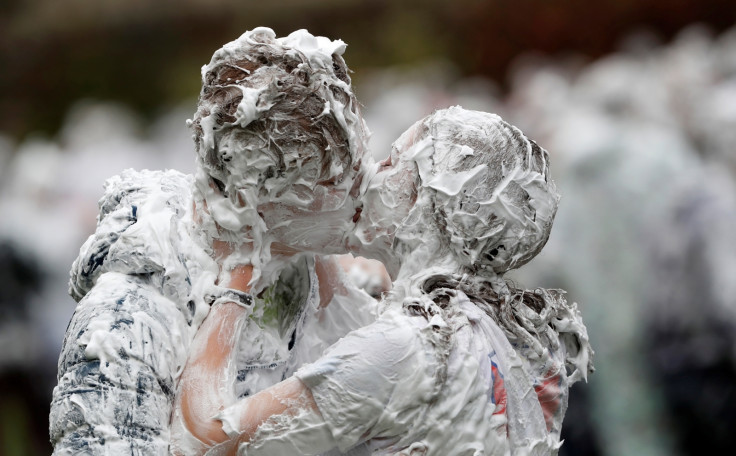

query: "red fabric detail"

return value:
[534, 372, 562, 431]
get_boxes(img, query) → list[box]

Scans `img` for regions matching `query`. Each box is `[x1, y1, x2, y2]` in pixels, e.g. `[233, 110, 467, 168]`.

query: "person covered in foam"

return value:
[185, 26, 382, 400]
[50, 27, 378, 455]
[174, 107, 594, 455]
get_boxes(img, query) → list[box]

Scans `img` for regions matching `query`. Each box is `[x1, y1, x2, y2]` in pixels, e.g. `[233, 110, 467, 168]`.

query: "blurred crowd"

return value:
[2, 21, 736, 456]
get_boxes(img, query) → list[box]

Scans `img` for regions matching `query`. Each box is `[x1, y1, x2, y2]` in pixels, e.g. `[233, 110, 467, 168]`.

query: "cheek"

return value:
[357, 160, 417, 241]
[381, 167, 417, 218]
[361, 189, 400, 234]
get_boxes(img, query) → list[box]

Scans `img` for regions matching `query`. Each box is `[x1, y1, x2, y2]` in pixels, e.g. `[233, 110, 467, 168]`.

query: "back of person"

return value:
[380, 286, 573, 455]
[51, 169, 216, 454]
[291, 285, 573, 455]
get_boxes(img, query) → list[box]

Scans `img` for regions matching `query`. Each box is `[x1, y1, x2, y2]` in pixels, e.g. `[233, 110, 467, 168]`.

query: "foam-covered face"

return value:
[424, 110, 559, 274]
[198, 124, 358, 252]
[189, 27, 371, 289]
[193, 30, 367, 229]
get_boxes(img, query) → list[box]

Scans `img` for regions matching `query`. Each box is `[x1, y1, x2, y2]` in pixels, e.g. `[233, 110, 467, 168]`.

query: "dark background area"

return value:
[2, 0, 735, 139]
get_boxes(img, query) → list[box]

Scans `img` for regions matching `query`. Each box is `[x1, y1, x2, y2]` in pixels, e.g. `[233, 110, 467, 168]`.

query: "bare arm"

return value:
[314, 255, 347, 307]
[173, 263, 330, 455]
[335, 254, 391, 298]
[177, 301, 246, 449]
[173, 263, 252, 454]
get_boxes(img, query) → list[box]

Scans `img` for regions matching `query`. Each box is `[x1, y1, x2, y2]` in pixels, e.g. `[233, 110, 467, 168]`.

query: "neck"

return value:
[390, 230, 508, 300]
[393, 229, 462, 281]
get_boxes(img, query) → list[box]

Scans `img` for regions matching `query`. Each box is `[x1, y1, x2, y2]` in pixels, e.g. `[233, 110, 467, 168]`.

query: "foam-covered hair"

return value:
[389, 109, 592, 393]
[190, 27, 368, 221]
[396, 107, 559, 274]
[188, 28, 370, 290]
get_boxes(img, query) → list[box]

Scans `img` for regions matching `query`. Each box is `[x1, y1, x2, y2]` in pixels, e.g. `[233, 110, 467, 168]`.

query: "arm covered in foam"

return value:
[213, 376, 337, 455]
[235, 309, 436, 455]
[177, 307, 430, 456]
[170, 275, 338, 455]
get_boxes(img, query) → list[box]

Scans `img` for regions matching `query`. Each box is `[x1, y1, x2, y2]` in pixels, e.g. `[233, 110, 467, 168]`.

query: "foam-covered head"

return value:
[190, 27, 369, 250]
[355, 107, 559, 277]
[189, 28, 370, 290]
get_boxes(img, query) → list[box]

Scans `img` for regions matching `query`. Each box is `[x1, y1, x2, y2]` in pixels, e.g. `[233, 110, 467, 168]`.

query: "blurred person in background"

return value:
[0, 242, 52, 455]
